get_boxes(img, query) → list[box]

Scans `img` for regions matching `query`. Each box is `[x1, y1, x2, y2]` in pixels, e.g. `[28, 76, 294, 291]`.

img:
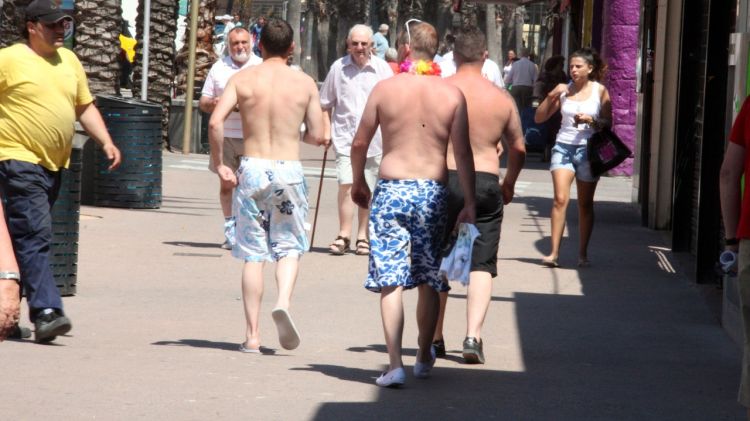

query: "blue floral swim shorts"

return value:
[232, 157, 309, 262]
[364, 179, 449, 293]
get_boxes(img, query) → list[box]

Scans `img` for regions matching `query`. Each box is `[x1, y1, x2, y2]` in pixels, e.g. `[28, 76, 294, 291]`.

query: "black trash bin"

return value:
[92, 94, 162, 209]
[50, 147, 82, 296]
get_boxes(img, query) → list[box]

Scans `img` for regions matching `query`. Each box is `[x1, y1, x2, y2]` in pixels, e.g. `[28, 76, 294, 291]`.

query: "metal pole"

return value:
[140, 0, 151, 101]
[181, 0, 201, 154]
[562, 9, 570, 70]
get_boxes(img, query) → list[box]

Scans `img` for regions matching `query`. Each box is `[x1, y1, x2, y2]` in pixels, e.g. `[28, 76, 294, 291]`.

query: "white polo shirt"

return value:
[319, 54, 393, 157]
[438, 52, 505, 89]
[201, 54, 262, 139]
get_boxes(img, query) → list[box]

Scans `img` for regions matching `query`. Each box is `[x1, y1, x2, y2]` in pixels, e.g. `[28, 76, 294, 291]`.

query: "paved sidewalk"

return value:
[0, 150, 743, 420]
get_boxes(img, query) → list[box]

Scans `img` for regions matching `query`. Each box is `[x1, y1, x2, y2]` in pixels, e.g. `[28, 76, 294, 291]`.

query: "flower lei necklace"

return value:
[399, 59, 441, 76]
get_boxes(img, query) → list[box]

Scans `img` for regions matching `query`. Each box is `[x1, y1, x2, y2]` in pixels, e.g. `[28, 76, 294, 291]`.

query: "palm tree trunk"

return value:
[74, 0, 121, 95]
[133, 0, 178, 148]
[0, 0, 30, 48]
[515, 6, 525, 52]
[385, 0, 397, 46]
[486, 4, 501, 64]
[174, 0, 217, 97]
[287, 0, 301, 65]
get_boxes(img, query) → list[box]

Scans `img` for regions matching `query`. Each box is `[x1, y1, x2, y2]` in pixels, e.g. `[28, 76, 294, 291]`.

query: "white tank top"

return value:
[555, 81, 602, 146]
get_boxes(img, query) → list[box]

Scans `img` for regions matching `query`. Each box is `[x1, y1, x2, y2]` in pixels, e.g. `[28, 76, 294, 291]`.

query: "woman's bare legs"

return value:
[576, 179, 598, 265]
[544, 169, 576, 263]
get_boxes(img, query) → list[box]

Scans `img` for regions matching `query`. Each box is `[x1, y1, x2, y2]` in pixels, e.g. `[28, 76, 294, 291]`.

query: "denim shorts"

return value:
[549, 142, 599, 183]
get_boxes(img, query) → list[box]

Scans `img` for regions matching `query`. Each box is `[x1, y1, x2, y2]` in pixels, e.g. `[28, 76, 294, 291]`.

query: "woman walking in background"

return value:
[534, 55, 568, 161]
[534, 48, 612, 268]
[502, 49, 517, 80]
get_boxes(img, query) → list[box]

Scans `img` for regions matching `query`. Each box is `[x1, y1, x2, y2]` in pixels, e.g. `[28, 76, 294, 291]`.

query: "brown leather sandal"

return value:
[355, 239, 370, 256]
[329, 236, 350, 255]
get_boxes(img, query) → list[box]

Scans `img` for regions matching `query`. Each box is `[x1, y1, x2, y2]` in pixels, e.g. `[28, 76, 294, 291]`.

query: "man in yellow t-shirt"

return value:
[0, 0, 121, 344]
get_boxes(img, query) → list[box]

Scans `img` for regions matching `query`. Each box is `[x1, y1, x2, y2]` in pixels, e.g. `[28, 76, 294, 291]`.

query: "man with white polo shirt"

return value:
[320, 24, 393, 256]
[200, 27, 262, 249]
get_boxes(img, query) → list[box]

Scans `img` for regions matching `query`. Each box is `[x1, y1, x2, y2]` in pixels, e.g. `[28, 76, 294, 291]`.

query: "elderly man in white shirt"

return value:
[200, 27, 262, 249]
[320, 24, 394, 256]
[440, 50, 505, 89]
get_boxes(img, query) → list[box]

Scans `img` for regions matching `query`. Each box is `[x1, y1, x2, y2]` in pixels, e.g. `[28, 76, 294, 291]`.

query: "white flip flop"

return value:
[239, 343, 261, 354]
[271, 308, 300, 350]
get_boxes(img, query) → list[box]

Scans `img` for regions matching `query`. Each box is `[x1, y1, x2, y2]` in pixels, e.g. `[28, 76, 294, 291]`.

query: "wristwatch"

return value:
[0, 271, 20, 285]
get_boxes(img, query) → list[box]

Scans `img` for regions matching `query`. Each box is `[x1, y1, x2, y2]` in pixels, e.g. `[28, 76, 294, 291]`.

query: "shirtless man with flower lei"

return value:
[350, 20, 476, 387]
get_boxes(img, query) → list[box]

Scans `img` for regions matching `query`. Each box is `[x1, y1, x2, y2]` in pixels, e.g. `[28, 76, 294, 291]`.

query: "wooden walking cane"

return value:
[309, 146, 328, 248]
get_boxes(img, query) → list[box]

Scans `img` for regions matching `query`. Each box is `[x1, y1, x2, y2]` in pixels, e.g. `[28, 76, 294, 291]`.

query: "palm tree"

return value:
[397, 0, 427, 28]
[310, 0, 334, 80]
[287, 0, 302, 65]
[332, 0, 370, 57]
[74, 0, 122, 95]
[174, 0, 217, 97]
[0, 0, 30, 48]
[133, 0, 179, 148]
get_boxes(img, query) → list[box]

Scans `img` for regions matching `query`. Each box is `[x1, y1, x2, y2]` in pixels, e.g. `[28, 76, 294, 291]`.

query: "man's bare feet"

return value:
[239, 337, 261, 353]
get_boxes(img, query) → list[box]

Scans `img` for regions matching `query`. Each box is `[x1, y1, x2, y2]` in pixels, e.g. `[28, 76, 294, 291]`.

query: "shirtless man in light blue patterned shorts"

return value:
[351, 21, 476, 387]
[208, 19, 327, 353]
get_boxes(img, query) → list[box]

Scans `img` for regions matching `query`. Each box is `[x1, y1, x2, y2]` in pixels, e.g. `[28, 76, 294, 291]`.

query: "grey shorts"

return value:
[208, 137, 244, 173]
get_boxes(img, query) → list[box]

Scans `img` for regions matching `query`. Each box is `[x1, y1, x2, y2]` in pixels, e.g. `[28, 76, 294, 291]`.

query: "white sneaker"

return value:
[375, 367, 405, 387]
[223, 218, 236, 247]
[413, 346, 437, 379]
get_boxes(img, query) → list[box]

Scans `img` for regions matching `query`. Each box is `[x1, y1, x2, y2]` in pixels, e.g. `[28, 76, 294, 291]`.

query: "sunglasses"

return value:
[349, 41, 370, 47]
[404, 18, 423, 46]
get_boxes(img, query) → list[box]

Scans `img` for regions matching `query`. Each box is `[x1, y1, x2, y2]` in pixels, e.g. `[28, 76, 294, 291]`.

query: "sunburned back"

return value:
[234, 61, 313, 160]
[446, 73, 514, 174]
[376, 74, 462, 183]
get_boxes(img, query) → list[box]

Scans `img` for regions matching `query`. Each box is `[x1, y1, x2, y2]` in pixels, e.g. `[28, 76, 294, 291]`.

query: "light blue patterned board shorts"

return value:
[232, 157, 309, 262]
[365, 179, 450, 293]
[549, 142, 599, 183]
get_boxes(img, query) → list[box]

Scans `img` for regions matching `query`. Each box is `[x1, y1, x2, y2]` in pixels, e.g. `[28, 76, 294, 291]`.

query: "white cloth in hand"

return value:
[438, 223, 480, 286]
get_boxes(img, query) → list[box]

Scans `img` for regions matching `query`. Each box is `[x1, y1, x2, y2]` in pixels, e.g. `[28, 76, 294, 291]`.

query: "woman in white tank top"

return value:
[533, 48, 612, 268]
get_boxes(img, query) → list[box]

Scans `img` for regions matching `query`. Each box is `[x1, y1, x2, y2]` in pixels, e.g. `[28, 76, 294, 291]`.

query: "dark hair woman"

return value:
[502, 49, 518, 79]
[534, 55, 568, 161]
[534, 48, 612, 268]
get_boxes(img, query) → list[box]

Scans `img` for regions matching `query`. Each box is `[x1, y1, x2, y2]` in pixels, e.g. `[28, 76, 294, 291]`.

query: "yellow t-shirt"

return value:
[0, 43, 93, 171]
[119, 34, 136, 63]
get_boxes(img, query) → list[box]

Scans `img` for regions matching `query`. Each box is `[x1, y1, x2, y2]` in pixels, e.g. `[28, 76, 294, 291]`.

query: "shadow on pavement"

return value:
[291, 364, 382, 386]
[151, 339, 277, 355]
[163, 240, 224, 249]
[304, 194, 743, 419]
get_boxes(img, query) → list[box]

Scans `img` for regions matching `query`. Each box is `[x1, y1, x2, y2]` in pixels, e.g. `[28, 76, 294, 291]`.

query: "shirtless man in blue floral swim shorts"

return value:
[208, 19, 326, 353]
[351, 20, 476, 387]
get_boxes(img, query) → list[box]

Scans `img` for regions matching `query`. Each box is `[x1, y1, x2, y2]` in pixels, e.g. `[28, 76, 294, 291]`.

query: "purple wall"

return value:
[601, 0, 640, 176]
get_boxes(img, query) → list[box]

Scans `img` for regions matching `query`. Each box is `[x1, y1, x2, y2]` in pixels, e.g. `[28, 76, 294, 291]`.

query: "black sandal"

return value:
[355, 239, 370, 255]
[329, 236, 350, 255]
